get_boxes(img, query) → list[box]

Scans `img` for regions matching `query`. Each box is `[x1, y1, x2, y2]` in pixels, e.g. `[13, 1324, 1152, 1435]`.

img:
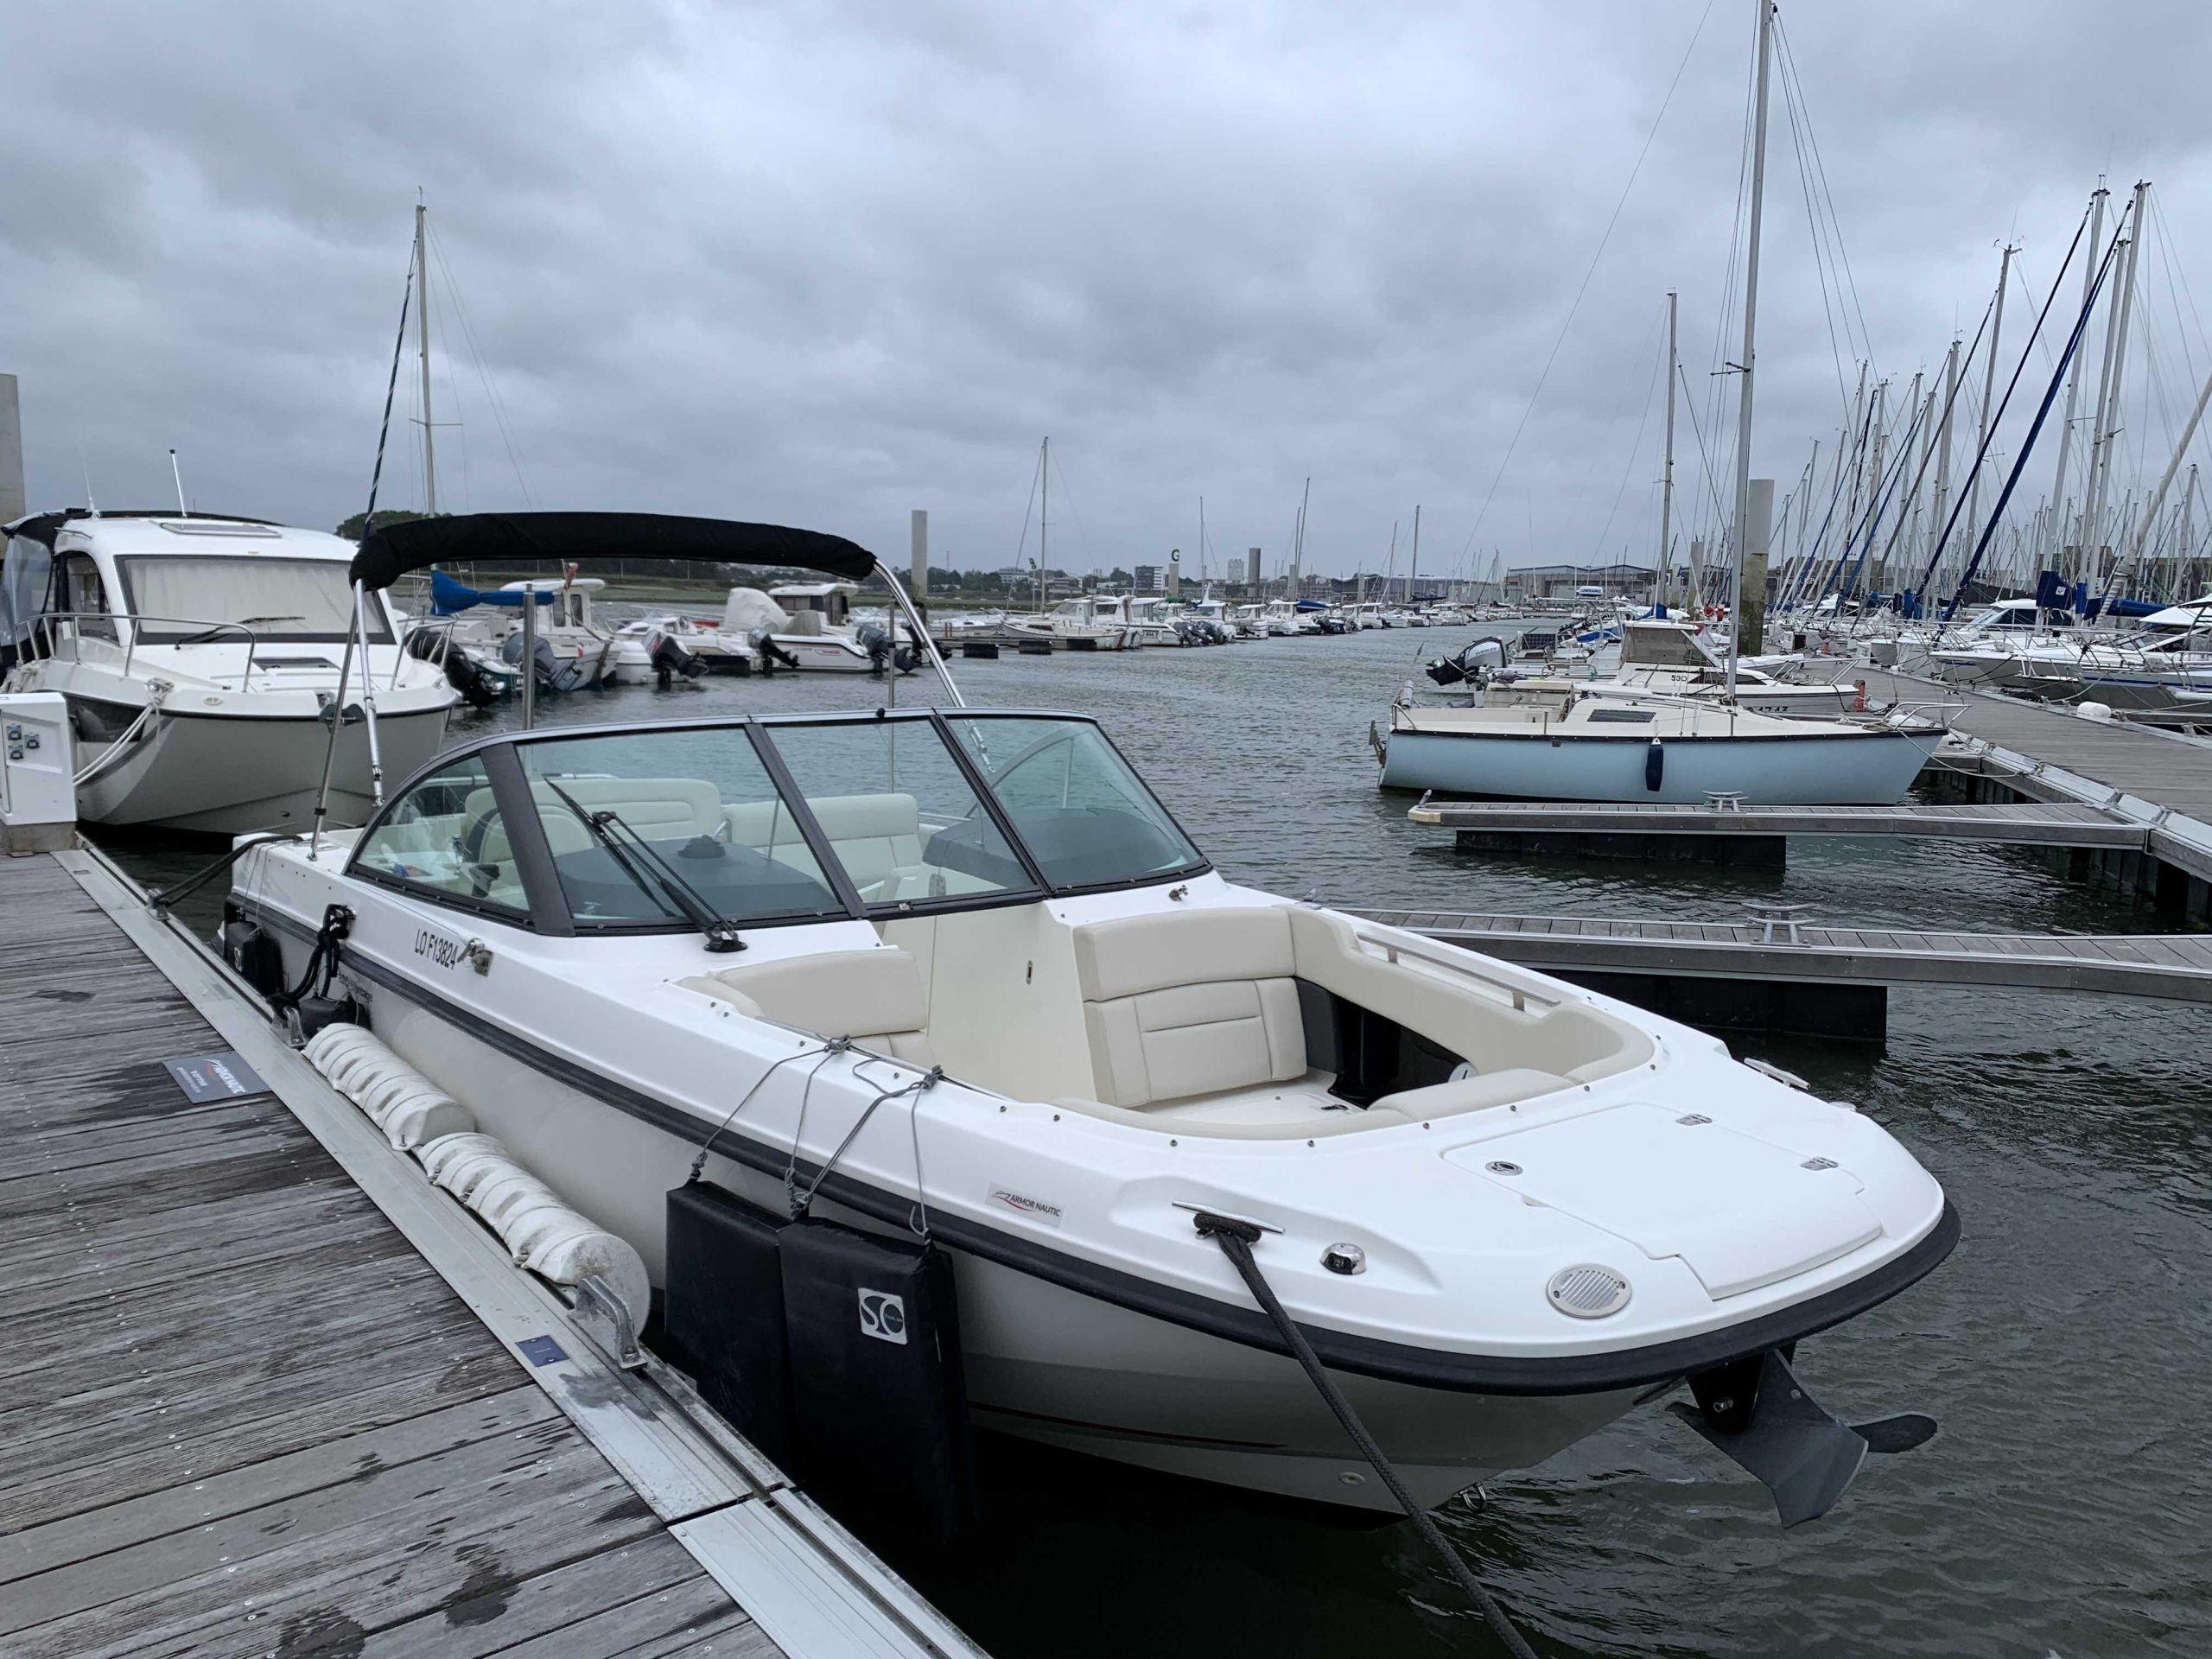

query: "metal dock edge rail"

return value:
[1, 845, 984, 1659]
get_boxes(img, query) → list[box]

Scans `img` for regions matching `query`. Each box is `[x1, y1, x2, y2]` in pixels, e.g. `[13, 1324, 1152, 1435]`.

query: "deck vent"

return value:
[1801, 1156, 1839, 1171]
[1546, 1265, 1632, 1319]
[1676, 1113, 1712, 1126]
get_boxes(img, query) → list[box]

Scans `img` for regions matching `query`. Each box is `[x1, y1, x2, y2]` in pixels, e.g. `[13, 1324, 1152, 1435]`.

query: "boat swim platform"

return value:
[1351, 905, 2212, 1043]
[0, 849, 982, 1659]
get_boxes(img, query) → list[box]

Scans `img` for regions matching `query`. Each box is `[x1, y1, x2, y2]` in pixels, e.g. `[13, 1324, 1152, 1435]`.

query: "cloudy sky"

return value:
[4, 0, 2210, 581]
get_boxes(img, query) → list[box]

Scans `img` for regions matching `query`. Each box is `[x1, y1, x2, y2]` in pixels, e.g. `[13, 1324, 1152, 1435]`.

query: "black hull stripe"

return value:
[258, 906, 1962, 1396]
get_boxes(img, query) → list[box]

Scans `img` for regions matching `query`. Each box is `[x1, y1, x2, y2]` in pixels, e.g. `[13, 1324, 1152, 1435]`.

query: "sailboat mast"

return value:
[1409, 504, 1421, 605]
[2086, 182, 2149, 582]
[1039, 435, 1049, 613]
[2047, 184, 2108, 575]
[414, 200, 435, 518]
[1726, 0, 1775, 699]
[1661, 289, 1677, 608]
[1961, 243, 2016, 595]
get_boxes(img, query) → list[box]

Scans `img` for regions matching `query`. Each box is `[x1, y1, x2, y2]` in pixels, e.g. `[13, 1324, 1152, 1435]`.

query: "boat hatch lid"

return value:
[1443, 1103, 1880, 1299]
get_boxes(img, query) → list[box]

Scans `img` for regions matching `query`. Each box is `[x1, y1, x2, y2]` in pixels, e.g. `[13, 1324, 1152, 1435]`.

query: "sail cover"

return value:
[349, 512, 879, 592]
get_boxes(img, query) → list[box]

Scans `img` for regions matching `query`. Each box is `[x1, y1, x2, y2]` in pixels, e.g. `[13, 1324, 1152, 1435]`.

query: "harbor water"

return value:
[101, 623, 2212, 1657]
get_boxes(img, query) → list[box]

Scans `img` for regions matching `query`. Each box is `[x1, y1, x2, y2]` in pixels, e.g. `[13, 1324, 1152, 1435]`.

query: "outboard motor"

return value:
[647, 626, 709, 688]
[502, 631, 604, 694]
[1423, 635, 1508, 688]
[855, 620, 918, 677]
[406, 628, 500, 709]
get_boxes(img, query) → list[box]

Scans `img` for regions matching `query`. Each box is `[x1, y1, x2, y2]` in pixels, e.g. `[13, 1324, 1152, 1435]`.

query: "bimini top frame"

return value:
[309, 511, 963, 855]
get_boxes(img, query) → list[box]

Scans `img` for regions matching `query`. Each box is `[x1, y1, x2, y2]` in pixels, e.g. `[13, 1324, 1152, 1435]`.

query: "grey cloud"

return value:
[4, 0, 2211, 578]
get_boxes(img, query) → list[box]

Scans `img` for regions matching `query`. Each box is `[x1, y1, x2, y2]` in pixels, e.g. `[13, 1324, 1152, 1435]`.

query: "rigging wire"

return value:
[1452, 0, 1718, 564]
[1590, 296, 1674, 563]
[424, 220, 539, 511]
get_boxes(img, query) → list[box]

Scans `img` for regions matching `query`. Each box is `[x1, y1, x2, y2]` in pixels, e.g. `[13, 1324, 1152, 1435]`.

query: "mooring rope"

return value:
[1192, 1211, 1539, 1659]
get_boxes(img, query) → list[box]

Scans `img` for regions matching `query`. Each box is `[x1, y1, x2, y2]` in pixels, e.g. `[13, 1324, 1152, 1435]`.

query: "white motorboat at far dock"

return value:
[224, 511, 1955, 1525]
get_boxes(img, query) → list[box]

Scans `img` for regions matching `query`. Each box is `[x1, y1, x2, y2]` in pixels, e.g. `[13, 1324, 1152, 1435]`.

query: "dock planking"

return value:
[1863, 664, 2212, 817]
[0, 854, 779, 1659]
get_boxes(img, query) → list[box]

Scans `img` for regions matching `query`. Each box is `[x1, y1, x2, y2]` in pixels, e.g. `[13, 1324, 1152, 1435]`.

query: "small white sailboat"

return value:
[1376, 0, 1946, 808]
[1381, 689, 1942, 803]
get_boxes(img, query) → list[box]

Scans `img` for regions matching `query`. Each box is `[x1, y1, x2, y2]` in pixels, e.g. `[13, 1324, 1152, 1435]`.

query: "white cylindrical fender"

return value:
[303, 1024, 474, 1149]
[303, 1030, 651, 1334]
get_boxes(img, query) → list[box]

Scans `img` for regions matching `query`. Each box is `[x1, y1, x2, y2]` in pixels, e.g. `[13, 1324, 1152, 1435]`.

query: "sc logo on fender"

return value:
[857, 1288, 907, 1345]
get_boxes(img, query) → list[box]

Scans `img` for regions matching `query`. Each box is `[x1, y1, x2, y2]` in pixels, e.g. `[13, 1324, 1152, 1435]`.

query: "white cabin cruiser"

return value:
[0, 510, 454, 832]
[223, 512, 1953, 1528]
[1002, 597, 1138, 651]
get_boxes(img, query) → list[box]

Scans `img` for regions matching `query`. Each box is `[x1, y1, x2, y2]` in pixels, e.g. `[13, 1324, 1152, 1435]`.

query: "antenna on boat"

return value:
[168, 448, 187, 516]
[78, 443, 98, 518]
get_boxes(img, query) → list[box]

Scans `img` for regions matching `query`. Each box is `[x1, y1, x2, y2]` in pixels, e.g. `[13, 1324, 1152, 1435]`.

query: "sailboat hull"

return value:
[1381, 728, 1940, 804]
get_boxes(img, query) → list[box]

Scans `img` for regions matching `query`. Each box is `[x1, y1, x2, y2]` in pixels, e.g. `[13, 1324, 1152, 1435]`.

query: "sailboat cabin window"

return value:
[1584, 708, 1656, 723]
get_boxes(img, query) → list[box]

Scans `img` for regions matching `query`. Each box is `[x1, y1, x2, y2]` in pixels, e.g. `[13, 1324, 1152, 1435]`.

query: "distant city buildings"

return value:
[1133, 563, 1162, 592]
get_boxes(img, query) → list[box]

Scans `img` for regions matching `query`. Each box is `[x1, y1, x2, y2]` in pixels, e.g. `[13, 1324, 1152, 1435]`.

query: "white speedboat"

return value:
[761, 582, 918, 673]
[224, 511, 1955, 1525]
[1381, 688, 1944, 804]
[0, 509, 454, 832]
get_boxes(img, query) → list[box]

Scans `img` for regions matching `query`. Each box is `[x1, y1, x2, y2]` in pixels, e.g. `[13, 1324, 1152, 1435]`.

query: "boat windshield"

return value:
[515, 730, 850, 928]
[118, 556, 395, 644]
[944, 715, 1204, 889]
[364, 713, 1206, 934]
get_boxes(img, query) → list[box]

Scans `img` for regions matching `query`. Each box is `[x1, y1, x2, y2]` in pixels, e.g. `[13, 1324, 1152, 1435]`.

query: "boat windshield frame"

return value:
[343, 709, 1211, 938]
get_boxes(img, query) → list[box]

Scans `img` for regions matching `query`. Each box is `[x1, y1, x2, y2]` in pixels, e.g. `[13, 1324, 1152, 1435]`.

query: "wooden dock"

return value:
[0, 851, 977, 1659]
[1407, 798, 2148, 849]
[1354, 905, 2212, 1006]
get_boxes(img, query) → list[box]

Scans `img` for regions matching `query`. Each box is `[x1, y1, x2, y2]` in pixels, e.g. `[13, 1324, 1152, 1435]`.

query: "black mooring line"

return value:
[1190, 1210, 1541, 1659]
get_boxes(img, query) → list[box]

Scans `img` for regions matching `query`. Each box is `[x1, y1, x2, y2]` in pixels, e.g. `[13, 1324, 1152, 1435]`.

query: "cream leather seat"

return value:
[1071, 908, 1305, 1109]
[724, 792, 925, 890]
[678, 946, 935, 1065]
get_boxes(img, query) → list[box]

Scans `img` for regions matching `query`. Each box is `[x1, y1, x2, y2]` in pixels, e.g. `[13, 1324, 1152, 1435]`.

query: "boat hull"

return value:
[365, 994, 1645, 1512]
[1381, 727, 1939, 804]
[73, 698, 452, 833]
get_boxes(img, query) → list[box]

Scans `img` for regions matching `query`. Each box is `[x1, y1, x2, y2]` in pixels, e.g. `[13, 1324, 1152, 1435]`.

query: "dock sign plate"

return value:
[162, 1050, 269, 1103]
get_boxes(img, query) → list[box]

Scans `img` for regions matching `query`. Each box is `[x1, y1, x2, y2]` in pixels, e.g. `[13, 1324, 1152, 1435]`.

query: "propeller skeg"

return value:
[1669, 1348, 1938, 1529]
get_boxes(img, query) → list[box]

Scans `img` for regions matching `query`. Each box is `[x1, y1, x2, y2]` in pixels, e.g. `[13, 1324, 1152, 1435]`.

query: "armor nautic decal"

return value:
[990, 1187, 1064, 1226]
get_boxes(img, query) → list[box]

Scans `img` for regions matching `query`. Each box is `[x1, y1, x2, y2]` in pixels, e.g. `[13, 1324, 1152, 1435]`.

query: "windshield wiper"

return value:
[540, 779, 745, 953]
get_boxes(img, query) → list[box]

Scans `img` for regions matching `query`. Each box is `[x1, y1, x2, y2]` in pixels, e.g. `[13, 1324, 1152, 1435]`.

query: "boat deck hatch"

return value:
[1444, 1103, 1880, 1298]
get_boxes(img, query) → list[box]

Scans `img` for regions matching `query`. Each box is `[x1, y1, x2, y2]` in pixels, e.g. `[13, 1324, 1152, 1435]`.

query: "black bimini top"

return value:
[348, 512, 879, 591]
